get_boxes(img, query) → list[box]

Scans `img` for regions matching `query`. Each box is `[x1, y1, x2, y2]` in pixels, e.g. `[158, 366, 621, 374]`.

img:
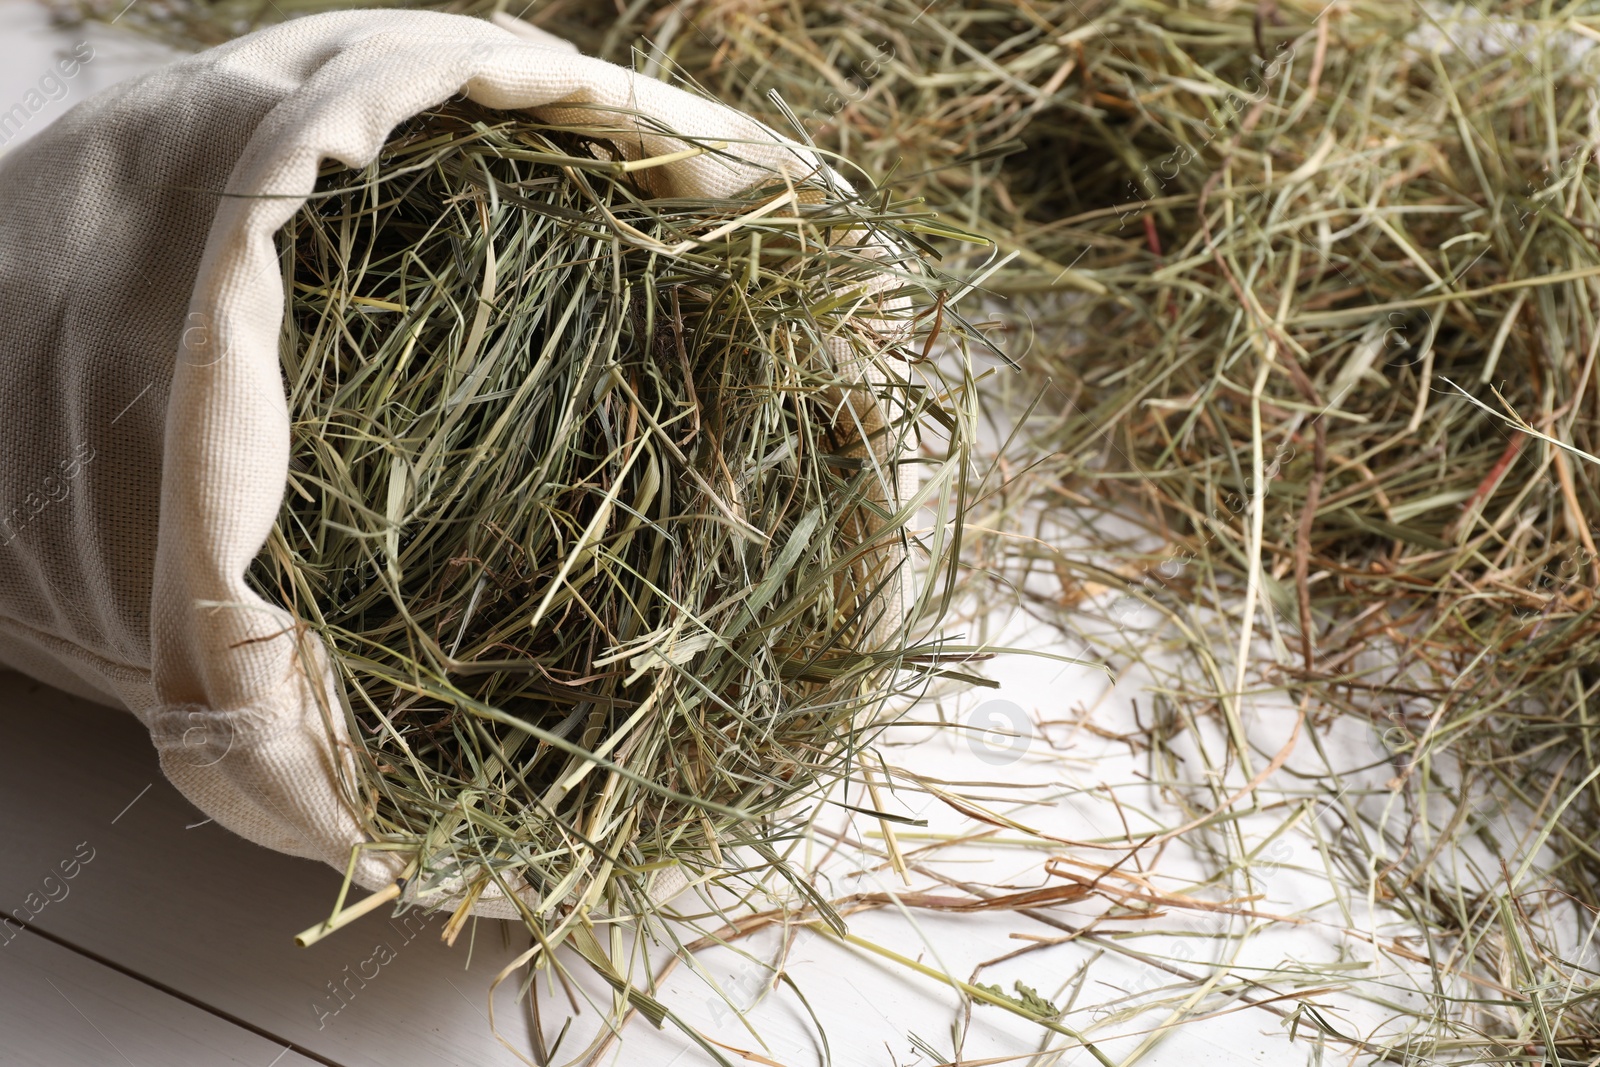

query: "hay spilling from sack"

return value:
[58, 0, 1600, 1055]
[252, 99, 976, 998]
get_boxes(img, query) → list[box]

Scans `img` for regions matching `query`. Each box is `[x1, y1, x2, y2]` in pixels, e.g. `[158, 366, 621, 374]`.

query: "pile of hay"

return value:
[253, 99, 976, 1027]
[550, 0, 1600, 1053]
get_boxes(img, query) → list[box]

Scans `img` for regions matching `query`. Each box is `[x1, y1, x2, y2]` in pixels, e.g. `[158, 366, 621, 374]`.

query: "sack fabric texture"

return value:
[0, 10, 905, 911]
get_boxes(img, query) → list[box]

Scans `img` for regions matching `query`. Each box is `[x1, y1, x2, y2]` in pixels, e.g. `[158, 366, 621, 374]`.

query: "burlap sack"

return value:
[0, 10, 884, 907]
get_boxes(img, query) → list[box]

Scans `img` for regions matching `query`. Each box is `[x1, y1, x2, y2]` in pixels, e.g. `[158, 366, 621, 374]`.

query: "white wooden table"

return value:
[0, 664, 1334, 1067]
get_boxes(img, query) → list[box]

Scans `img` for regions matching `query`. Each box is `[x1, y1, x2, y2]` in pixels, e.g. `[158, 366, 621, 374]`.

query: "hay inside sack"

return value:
[252, 101, 974, 957]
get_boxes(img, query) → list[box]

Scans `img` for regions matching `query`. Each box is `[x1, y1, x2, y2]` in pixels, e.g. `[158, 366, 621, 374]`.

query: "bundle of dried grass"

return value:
[250, 98, 978, 1046]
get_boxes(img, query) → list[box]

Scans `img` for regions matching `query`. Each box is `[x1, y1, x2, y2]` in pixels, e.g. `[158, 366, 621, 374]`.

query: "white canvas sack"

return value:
[0, 10, 877, 909]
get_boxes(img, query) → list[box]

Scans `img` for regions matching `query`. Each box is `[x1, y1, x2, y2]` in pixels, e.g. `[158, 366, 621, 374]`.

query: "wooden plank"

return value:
[1, 925, 323, 1067]
[0, 672, 541, 1067]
